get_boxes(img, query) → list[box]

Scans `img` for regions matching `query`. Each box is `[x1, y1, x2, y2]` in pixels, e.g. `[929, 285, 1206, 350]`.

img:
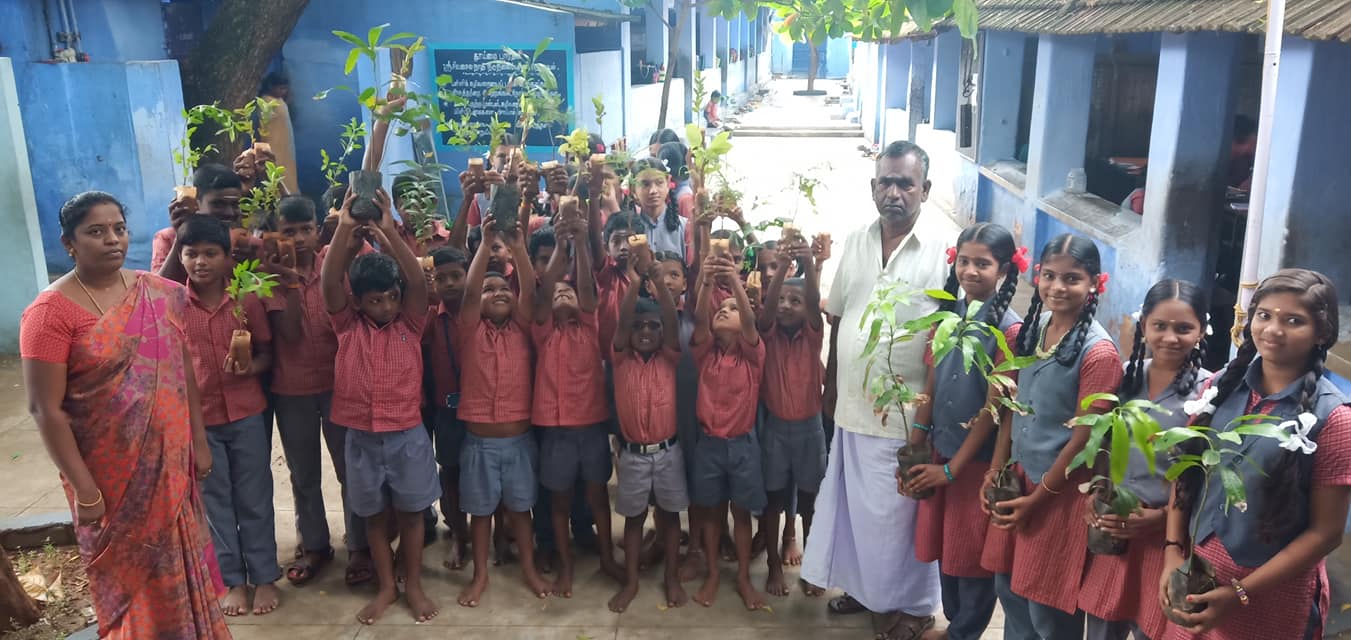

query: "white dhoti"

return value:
[801, 426, 941, 615]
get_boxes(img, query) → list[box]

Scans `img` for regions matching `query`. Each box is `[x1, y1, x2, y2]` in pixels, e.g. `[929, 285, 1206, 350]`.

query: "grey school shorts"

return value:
[345, 426, 442, 518]
[433, 407, 467, 471]
[761, 412, 828, 494]
[538, 423, 613, 492]
[460, 431, 538, 516]
[690, 431, 767, 513]
[615, 443, 690, 518]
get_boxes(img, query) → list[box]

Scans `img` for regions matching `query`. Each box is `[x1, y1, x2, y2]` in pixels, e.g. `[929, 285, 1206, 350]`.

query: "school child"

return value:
[631, 158, 689, 262]
[177, 215, 280, 616]
[1162, 269, 1351, 640]
[158, 164, 250, 282]
[1074, 279, 1211, 640]
[904, 223, 1025, 639]
[689, 252, 768, 611]
[423, 245, 471, 570]
[529, 225, 558, 279]
[984, 233, 1121, 639]
[608, 243, 690, 613]
[455, 212, 549, 607]
[591, 210, 641, 362]
[531, 216, 621, 596]
[321, 189, 440, 624]
[755, 235, 827, 598]
[465, 132, 521, 227]
[259, 195, 360, 587]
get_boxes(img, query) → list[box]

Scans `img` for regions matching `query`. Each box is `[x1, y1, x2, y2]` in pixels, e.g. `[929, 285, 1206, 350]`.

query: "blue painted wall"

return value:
[976, 174, 1023, 230]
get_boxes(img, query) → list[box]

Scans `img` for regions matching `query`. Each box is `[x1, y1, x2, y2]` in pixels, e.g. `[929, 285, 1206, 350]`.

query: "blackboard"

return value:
[430, 44, 573, 151]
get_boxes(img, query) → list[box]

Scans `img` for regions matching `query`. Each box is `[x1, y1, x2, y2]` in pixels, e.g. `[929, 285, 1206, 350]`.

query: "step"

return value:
[732, 128, 864, 138]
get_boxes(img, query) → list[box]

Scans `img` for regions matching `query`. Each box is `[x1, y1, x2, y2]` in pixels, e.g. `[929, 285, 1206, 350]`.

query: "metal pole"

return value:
[64, 0, 83, 54]
[1231, 0, 1285, 348]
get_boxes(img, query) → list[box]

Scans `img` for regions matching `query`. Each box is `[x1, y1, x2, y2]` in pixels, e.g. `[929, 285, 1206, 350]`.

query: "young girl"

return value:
[1161, 269, 1351, 639]
[906, 223, 1025, 640]
[1079, 279, 1210, 640]
[984, 233, 1120, 639]
[631, 158, 688, 262]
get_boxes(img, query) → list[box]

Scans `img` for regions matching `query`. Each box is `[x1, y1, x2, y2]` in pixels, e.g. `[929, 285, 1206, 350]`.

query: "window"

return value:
[1083, 35, 1160, 206]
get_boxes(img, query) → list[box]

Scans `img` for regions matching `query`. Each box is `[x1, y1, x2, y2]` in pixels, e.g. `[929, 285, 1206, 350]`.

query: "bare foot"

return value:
[750, 529, 765, 558]
[765, 564, 789, 597]
[665, 575, 689, 608]
[494, 530, 516, 566]
[637, 529, 660, 569]
[524, 571, 551, 599]
[800, 578, 826, 597]
[736, 577, 767, 611]
[721, 533, 737, 562]
[693, 576, 719, 607]
[608, 582, 639, 613]
[782, 536, 803, 566]
[552, 565, 574, 598]
[678, 549, 706, 582]
[534, 548, 555, 574]
[920, 630, 949, 640]
[457, 575, 488, 608]
[252, 582, 281, 615]
[406, 584, 439, 622]
[443, 537, 468, 571]
[356, 586, 398, 625]
[220, 585, 248, 616]
[599, 554, 626, 584]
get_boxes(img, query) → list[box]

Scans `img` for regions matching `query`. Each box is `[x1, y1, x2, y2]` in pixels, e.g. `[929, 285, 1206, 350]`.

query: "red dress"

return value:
[914, 449, 993, 578]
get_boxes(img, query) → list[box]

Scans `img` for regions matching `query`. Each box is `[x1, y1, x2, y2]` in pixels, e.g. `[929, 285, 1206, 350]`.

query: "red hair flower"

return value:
[595, 142, 607, 154]
[945, 246, 957, 264]
[1096, 272, 1110, 294]
[1011, 246, 1031, 273]
[1032, 262, 1041, 286]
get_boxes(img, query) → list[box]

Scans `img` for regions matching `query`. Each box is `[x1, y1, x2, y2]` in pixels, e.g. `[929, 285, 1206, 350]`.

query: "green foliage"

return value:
[858, 282, 934, 437]
[487, 38, 569, 158]
[320, 118, 368, 188]
[227, 259, 279, 328]
[911, 297, 1038, 422]
[173, 107, 218, 186]
[592, 95, 607, 129]
[692, 68, 710, 117]
[557, 128, 592, 161]
[392, 161, 448, 243]
[487, 114, 512, 153]
[1064, 395, 1170, 518]
[706, 0, 979, 43]
[687, 124, 734, 186]
[239, 162, 286, 231]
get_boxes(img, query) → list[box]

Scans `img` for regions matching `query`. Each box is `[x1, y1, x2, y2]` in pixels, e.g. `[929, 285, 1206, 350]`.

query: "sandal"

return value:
[286, 546, 334, 586]
[345, 550, 374, 586]
[876, 612, 935, 640]
[829, 593, 868, 615]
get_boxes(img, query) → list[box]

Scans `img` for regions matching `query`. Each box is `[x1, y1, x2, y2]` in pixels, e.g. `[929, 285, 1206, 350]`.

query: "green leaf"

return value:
[708, 131, 734, 155]
[864, 318, 883, 357]
[1201, 448, 1221, 467]
[1109, 413, 1130, 485]
[1216, 431, 1243, 444]
[1079, 392, 1119, 411]
[1164, 460, 1197, 482]
[534, 37, 554, 60]
[907, 0, 934, 32]
[952, 0, 979, 38]
[1231, 423, 1291, 443]
[332, 30, 367, 49]
[1219, 467, 1245, 515]
[534, 63, 558, 91]
[436, 74, 453, 86]
[366, 23, 388, 49]
[925, 288, 957, 301]
[932, 318, 958, 364]
[344, 49, 361, 76]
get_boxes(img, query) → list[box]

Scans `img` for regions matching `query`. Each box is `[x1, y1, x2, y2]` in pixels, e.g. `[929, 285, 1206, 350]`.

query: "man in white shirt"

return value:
[802, 141, 946, 640]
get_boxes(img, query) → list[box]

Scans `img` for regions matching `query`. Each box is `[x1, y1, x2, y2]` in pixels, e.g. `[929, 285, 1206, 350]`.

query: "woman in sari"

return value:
[20, 191, 231, 639]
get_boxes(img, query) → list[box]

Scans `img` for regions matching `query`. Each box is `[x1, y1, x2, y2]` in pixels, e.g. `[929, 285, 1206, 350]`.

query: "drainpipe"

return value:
[1231, 0, 1285, 348]
[64, 0, 83, 55]
[54, 0, 72, 52]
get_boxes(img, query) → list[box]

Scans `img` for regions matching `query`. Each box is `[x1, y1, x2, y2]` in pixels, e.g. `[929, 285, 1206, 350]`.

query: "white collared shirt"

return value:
[826, 215, 950, 440]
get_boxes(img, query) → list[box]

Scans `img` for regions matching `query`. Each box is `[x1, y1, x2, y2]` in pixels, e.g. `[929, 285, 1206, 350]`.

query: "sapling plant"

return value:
[486, 38, 567, 162]
[225, 259, 279, 371]
[319, 118, 368, 189]
[592, 95, 607, 129]
[985, 458, 1022, 516]
[239, 162, 286, 232]
[391, 160, 451, 245]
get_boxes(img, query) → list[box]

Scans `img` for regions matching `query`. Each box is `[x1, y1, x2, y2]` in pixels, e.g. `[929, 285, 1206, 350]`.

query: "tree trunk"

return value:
[807, 44, 819, 91]
[0, 551, 39, 632]
[180, 0, 311, 161]
[656, 0, 691, 130]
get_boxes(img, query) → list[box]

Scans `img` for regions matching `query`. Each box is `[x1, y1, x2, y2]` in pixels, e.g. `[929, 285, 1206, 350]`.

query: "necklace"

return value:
[1036, 324, 1065, 359]
[74, 270, 128, 316]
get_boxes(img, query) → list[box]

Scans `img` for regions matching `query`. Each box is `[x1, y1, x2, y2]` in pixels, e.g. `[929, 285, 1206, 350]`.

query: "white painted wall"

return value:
[576, 51, 625, 145]
[626, 78, 687, 153]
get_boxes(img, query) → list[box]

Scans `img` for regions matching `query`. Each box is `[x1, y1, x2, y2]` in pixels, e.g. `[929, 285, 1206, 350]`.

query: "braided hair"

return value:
[941, 223, 1020, 327]
[633, 156, 682, 233]
[1014, 234, 1103, 366]
[1121, 279, 1209, 398]
[1176, 269, 1340, 543]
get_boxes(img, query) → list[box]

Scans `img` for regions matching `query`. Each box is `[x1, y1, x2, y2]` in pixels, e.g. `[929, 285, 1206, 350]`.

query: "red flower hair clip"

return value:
[1011, 246, 1031, 273]
[945, 246, 957, 264]
[1032, 262, 1041, 286]
[595, 142, 607, 154]
[1096, 272, 1110, 294]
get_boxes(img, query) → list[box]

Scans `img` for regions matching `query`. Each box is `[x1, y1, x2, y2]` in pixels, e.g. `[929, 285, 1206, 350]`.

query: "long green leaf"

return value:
[1109, 413, 1130, 485]
[952, 0, 979, 38]
[925, 288, 957, 302]
[344, 49, 361, 76]
[863, 318, 883, 357]
[1218, 467, 1245, 515]
[332, 30, 367, 49]
[1079, 392, 1119, 411]
[1201, 448, 1221, 466]
[1164, 460, 1197, 482]
[534, 37, 554, 60]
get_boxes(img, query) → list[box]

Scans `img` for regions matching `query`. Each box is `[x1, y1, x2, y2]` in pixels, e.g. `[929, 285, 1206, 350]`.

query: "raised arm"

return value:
[758, 245, 794, 333]
[726, 260, 759, 346]
[320, 190, 360, 314]
[459, 215, 493, 329]
[367, 189, 427, 315]
[613, 260, 644, 355]
[535, 224, 572, 324]
[361, 95, 407, 172]
[586, 162, 606, 262]
[506, 220, 535, 327]
[692, 254, 717, 347]
[158, 224, 189, 283]
[649, 261, 680, 352]
[573, 219, 597, 313]
[800, 243, 823, 331]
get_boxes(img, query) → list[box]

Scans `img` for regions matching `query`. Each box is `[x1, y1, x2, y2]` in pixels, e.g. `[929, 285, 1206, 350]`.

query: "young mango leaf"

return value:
[1201, 448, 1222, 467]
[1109, 483, 1141, 518]
[1218, 466, 1245, 515]
[1216, 431, 1243, 444]
[332, 29, 367, 49]
[1109, 413, 1130, 485]
[1153, 426, 1208, 451]
[926, 288, 958, 302]
[1079, 392, 1120, 411]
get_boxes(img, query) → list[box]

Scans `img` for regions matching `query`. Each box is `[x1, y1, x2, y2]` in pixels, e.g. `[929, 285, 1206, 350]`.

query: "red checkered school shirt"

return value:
[456, 317, 533, 424]
[614, 347, 681, 444]
[531, 311, 608, 427]
[423, 302, 461, 407]
[695, 335, 766, 439]
[328, 307, 426, 432]
[263, 260, 337, 396]
[761, 321, 825, 421]
[182, 286, 271, 426]
[594, 256, 630, 363]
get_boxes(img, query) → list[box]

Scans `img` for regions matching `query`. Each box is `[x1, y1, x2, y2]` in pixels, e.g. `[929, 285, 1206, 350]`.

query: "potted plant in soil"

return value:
[226, 259, 279, 369]
[985, 458, 1022, 516]
[235, 161, 286, 260]
[391, 160, 452, 250]
[1062, 393, 1172, 555]
[887, 294, 1038, 498]
[1151, 411, 1292, 624]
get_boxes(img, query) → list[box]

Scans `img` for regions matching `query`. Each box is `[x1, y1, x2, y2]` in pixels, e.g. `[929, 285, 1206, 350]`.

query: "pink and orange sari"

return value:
[60, 274, 230, 639]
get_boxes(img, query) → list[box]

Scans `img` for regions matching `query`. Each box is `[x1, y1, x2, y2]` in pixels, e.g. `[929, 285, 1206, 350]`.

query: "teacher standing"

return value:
[802, 141, 946, 640]
[21, 192, 231, 639]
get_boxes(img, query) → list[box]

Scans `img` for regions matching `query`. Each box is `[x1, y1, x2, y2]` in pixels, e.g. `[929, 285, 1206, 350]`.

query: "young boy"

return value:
[263, 195, 361, 587]
[157, 164, 248, 281]
[423, 245, 470, 570]
[609, 243, 689, 613]
[321, 189, 439, 625]
[690, 252, 767, 611]
[531, 217, 620, 597]
[528, 224, 557, 277]
[178, 215, 280, 616]
[456, 212, 548, 607]
[755, 239, 827, 598]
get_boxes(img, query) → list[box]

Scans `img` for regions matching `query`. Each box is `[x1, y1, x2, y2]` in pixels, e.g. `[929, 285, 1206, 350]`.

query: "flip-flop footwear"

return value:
[828, 593, 868, 615]
[286, 546, 335, 586]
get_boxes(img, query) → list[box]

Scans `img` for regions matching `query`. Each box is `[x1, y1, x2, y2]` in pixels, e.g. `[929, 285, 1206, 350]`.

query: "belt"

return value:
[623, 436, 677, 455]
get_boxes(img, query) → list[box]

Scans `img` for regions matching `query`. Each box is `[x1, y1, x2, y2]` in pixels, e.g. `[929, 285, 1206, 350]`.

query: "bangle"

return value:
[912, 423, 931, 433]
[1040, 479, 1063, 495]
[1230, 578, 1250, 606]
[942, 464, 954, 482]
[76, 490, 103, 508]
[1163, 540, 1185, 550]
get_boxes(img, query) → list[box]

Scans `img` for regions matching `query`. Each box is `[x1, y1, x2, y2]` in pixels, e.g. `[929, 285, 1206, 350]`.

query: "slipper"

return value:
[829, 594, 868, 615]
[879, 613, 935, 640]
[286, 546, 335, 586]
[345, 552, 374, 586]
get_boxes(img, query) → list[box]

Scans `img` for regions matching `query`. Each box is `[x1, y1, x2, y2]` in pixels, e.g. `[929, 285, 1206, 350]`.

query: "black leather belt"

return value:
[623, 436, 678, 455]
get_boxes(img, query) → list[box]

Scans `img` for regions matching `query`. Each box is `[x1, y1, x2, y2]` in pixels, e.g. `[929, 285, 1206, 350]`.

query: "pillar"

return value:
[645, 1, 668, 67]
[715, 17, 729, 93]
[908, 38, 934, 142]
[1141, 32, 1240, 284]
[879, 41, 910, 144]
[977, 31, 1030, 166]
[0, 58, 47, 352]
[1025, 34, 1097, 199]
[931, 30, 961, 131]
[676, 1, 696, 122]
[698, 9, 716, 70]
